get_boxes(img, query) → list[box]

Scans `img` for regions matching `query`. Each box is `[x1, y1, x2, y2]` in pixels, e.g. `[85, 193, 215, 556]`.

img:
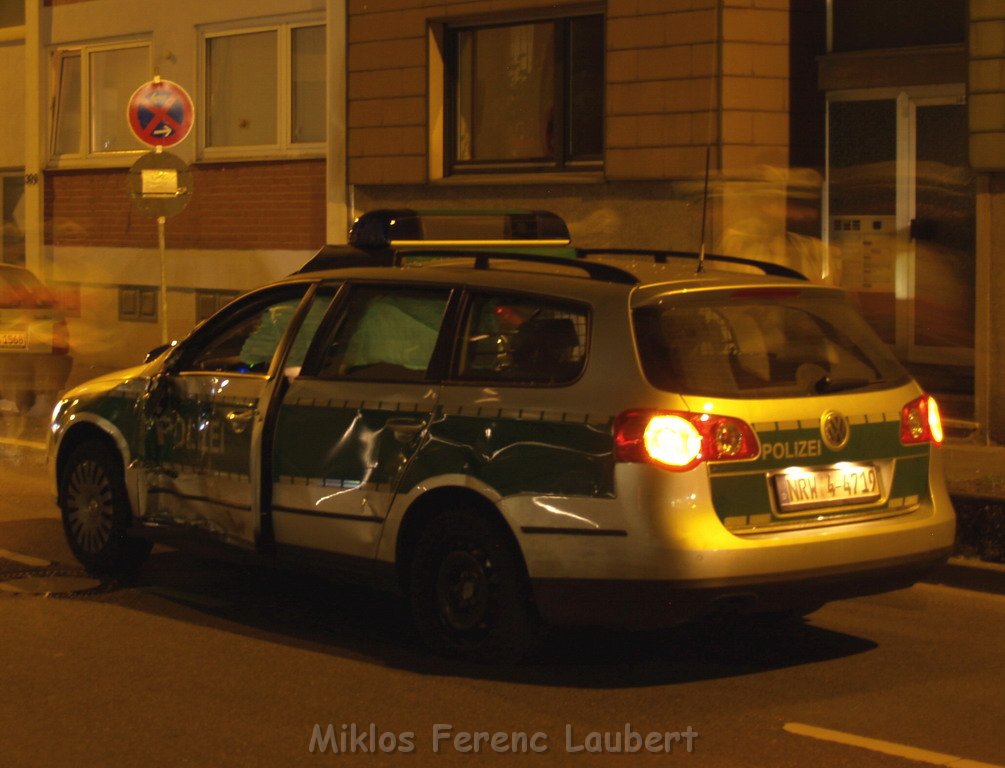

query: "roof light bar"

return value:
[349, 209, 572, 249]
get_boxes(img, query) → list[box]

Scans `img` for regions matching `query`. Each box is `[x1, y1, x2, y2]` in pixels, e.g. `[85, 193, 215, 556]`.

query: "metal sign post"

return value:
[126, 148, 193, 343]
[125, 78, 195, 343]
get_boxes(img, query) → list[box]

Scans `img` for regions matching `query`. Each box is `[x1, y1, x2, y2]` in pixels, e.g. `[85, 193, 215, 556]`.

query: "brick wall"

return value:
[45, 160, 326, 251]
[719, 0, 790, 172]
[347, 0, 432, 184]
[347, 0, 723, 183]
[969, 0, 1005, 171]
[605, 0, 717, 179]
[348, 0, 798, 185]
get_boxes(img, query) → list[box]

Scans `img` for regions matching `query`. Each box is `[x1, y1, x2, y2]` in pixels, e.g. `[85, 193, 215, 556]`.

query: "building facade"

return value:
[1, 0, 1003, 442]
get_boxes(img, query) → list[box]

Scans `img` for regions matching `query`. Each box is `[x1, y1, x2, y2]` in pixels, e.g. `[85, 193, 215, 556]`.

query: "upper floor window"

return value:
[0, 0, 25, 28]
[830, 0, 965, 53]
[201, 20, 325, 158]
[51, 41, 151, 162]
[447, 13, 604, 174]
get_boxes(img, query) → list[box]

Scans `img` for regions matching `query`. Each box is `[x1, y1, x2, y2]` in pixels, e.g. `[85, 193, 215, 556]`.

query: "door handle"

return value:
[225, 408, 255, 434]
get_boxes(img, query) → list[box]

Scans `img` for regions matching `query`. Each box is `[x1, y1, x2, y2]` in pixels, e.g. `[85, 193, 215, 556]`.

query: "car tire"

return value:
[408, 507, 541, 663]
[13, 389, 34, 413]
[31, 390, 60, 417]
[59, 440, 152, 576]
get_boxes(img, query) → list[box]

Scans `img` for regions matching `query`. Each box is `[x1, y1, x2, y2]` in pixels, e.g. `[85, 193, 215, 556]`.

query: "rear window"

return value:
[0, 267, 55, 309]
[633, 290, 910, 398]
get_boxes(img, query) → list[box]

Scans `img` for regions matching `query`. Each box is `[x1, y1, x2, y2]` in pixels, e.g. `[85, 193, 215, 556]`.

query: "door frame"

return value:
[825, 83, 972, 365]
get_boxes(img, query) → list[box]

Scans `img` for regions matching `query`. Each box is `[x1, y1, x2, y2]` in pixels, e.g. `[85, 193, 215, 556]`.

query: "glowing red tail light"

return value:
[614, 409, 759, 471]
[52, 320, 70, 355]
[900, 395, 943, 445]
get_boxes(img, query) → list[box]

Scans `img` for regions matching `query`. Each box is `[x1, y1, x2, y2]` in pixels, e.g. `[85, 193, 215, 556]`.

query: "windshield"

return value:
[633, 289, 910, 398]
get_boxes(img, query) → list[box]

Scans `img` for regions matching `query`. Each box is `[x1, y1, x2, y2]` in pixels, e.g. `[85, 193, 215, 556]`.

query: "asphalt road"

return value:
[1, 425, 1003, 768]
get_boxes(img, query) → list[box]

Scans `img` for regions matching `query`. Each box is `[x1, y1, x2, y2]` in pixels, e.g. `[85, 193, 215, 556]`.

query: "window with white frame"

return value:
[51, 42, 151, 160]
[202, 21, 325, 156]
[1, 174, 25, 266]
[446, 12, 603, 174]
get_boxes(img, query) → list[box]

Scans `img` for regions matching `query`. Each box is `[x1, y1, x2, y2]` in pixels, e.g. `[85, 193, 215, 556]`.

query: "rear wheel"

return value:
[59, 440, 151, 575]
[408, 508, 540, 663]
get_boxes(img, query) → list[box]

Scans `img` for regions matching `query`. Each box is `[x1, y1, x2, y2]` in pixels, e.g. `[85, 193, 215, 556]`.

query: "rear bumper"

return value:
[531, 547, 952, 627]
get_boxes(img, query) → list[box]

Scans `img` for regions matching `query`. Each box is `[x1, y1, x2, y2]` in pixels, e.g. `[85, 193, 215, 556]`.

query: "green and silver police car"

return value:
[49, 210, 955, 661]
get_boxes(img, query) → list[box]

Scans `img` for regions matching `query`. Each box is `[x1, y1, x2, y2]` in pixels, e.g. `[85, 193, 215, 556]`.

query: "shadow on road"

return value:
[0, 518, 878, 688]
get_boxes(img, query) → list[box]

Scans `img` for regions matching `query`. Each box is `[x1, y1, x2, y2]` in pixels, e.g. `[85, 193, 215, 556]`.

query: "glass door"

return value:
[827, 87, 975, 418]
[907, 99, 975, 365]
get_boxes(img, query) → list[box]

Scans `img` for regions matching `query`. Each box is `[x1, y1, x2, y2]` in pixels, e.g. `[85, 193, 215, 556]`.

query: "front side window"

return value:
[448, 13, 603, 173]
[182, 285, 311, 375]
[203, 21, 325, 156]
[51, 42, 150, 160]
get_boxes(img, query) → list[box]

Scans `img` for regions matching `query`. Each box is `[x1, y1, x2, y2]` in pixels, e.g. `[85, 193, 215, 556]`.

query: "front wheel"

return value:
[59, 440, 151, 575]
[408, 508, 541, 663]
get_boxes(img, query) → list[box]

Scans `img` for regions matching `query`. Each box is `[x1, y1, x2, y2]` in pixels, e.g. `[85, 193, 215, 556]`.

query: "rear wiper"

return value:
[814, 375, 872, 394]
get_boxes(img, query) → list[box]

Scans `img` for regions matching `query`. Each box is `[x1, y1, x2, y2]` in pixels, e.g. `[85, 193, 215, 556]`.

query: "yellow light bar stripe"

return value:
[390, 239, 571, 247]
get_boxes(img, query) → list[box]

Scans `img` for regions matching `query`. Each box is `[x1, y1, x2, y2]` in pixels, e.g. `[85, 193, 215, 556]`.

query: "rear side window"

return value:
[633, 290, 909, 398]
[314, 285, 451, 382]
[457, 293, 588, 385]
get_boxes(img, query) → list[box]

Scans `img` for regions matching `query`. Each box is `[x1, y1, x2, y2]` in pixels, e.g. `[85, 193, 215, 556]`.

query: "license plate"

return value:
[773, 463, 882, 513]
[0, 331, 28, 350]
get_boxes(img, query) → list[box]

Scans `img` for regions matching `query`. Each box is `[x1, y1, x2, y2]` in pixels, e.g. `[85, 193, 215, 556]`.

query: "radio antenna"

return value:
[697, 143, 711, 273]
[696, 6, 720, 274]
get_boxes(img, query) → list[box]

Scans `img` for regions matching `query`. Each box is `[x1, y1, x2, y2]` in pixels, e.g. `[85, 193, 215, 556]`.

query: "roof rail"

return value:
[394, 249, 639, 285]
[295, 245, 639, 284]
[295, 245, 393, 274]
[577, 248, 808, 281]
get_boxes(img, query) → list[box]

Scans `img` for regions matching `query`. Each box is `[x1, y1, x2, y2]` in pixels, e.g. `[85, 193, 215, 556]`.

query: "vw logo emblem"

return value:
[820, 410, 850, 451]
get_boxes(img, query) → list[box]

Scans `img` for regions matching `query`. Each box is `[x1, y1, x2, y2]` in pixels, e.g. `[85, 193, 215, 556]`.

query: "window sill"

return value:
[197, 148, 325, 164]
[432, 171, 605, 186]
[47, 153, 147, 171]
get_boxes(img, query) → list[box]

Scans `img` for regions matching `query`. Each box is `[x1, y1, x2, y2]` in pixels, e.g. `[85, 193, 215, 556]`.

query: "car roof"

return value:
[289, 244, 825, 305]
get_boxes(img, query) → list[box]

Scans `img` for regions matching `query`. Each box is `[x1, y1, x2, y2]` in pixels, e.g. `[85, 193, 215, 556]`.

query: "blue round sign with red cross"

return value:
[127, 78, 194, 148]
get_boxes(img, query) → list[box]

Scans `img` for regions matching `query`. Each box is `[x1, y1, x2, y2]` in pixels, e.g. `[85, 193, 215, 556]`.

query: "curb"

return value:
[922, 557, 1005, 596]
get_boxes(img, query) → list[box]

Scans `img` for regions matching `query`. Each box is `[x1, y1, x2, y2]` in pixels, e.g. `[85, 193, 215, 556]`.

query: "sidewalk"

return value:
[925, 556, 1005, 596]
[943, 442, 1005, 500]
[932, 441, 1005, 592]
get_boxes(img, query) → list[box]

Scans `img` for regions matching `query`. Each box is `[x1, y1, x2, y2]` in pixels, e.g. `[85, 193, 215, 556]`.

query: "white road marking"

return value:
[0, 549, 51, 568]
[784, 723, 1004, 768]
[0, 436, 46, 450]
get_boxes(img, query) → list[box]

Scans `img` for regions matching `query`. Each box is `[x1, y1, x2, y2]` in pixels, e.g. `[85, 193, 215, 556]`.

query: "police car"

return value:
[49, 210, 955, 661]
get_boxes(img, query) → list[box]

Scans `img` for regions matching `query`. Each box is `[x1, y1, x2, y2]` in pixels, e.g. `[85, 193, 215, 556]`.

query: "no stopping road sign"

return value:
[127, 78, 195, 148]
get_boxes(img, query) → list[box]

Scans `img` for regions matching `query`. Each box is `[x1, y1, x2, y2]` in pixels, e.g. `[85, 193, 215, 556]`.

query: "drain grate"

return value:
[0, 567, 117, 598]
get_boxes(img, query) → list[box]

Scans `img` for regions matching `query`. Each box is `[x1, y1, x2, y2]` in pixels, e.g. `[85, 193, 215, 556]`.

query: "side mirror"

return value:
[144, 340, 179, 364]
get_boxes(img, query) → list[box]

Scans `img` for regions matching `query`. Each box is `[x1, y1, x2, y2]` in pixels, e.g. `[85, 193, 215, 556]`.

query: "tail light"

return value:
[52, 320, 70, 355]
[901, 395, 943, 445]
[614, 409, 759, 471]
